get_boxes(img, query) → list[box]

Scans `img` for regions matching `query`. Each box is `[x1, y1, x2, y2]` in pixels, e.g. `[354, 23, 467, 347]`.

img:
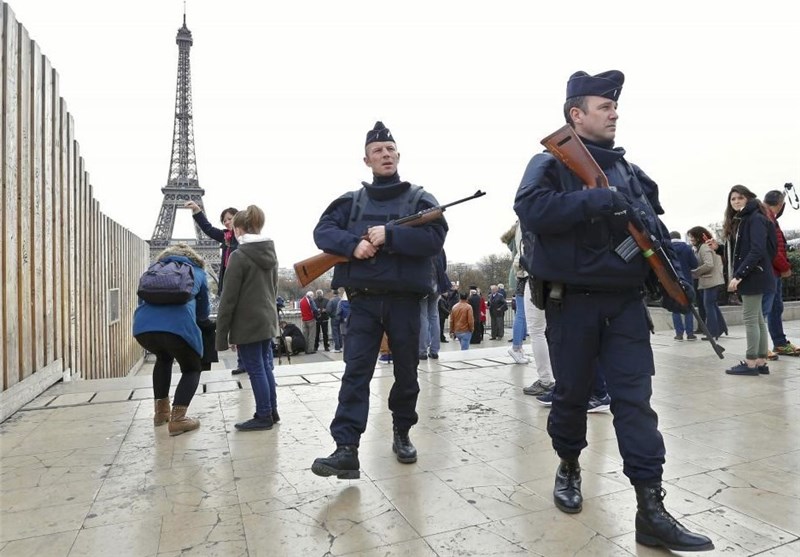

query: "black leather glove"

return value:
[608, 190, 632, 237]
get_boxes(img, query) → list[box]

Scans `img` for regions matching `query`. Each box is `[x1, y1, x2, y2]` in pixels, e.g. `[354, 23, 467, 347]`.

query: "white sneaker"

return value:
[333, 349, 342, 353]
[508, 348, 529, 364]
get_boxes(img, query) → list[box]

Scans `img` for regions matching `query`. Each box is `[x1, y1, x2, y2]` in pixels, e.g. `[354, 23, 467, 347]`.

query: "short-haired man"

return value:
[449, 292, 474, 350]
[310, 122, 447, 478]
[299, 291, 318, 354]
[762, 190, 799, 356]
[514, 70, 713, 551]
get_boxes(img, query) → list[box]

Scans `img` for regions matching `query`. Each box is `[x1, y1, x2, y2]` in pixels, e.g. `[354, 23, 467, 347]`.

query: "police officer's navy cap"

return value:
[365, 121, 395, 145]
[566, 70, 624, 101]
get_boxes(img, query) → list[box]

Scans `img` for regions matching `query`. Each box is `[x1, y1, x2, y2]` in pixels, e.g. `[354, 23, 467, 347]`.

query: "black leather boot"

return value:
[553, 459, 582, 513]
[311, 445, 360, 479]
[392, 429, 417, 463]
[635, 483, 714, 552]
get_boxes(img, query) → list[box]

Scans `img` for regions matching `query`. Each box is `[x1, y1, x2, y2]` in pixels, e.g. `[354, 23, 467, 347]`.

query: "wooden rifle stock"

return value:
[294, 190, 486, 287]
[540, 125, 688, 307]
[293, 211, 443, 288]
[540, 125, 724, 359]
[294, 253, 350, 288]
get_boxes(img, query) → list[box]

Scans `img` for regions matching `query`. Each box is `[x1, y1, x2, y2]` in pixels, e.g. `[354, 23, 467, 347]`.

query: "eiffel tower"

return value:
[149, 13, 219, 270]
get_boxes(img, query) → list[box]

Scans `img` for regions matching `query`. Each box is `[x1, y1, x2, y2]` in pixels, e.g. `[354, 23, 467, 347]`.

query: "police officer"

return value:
[310, 121, 447, 479]
[514, 71, 714, 552]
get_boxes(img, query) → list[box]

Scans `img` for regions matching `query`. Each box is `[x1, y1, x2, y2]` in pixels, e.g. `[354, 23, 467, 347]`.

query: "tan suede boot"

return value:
[154, 398, 171, 426]
[168, 405, 200, 436]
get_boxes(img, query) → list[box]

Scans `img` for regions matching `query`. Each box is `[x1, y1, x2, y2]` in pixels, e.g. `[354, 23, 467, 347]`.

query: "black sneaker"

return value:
[725, 361, 759, 376]
[418, 354, 428, 361]
[673, 334, 683, 341]
[757, 364, 770, 375]
[235, 415, 274, 431]
[428, 352, 439, 359]
[231, 368, 247, 375]
[312, 446, 360, 479]
[686, 334, 697, 341]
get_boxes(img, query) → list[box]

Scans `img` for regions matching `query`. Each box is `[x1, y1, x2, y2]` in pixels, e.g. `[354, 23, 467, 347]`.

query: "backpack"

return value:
[137, 260, 195, 305]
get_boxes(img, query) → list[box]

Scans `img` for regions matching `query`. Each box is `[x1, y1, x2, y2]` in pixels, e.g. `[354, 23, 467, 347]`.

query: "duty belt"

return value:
[346, 288, 423, 301]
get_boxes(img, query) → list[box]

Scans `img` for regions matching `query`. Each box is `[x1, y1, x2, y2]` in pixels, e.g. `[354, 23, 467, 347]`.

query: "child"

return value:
[216, 205, 280, 430]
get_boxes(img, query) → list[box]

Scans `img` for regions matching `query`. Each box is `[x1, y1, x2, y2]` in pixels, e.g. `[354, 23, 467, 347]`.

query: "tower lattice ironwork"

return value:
[149, 14, 219, 269]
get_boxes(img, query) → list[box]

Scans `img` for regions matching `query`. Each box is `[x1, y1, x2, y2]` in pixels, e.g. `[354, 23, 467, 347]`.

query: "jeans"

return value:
[701, 286, 725, 339]
[331, 317, 342, 350]
[456, 331, 471, 350]
[761, 274, 787, 347]
[512, 293, 527, 348]
[418, 294, 441, 356]
[671, 312, 694, 336]
[238, 340, 276, 418]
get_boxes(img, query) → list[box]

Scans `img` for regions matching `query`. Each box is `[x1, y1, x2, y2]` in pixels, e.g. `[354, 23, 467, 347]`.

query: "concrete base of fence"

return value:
[0, 359, 63, 423]
[649, 301, 800, 332]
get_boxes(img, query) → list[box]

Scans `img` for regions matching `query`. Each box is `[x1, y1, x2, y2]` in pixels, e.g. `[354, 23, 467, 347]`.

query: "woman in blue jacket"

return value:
[133, 244, 210, 435]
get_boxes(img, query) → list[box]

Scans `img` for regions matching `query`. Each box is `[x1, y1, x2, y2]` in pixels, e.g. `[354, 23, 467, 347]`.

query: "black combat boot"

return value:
[311, 445, 360, 479]
[635, 483, 714, 552]
[392, 429, 417, 463]
[553, 458, 582, 513]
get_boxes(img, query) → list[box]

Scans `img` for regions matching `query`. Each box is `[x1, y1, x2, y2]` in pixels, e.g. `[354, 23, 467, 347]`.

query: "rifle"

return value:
[294, 189, 486, 287]
[540, 125, 724, 359]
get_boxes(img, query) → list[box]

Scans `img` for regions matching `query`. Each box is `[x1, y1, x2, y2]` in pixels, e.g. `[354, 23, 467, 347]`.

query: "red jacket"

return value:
[300, 296, 317, 322]
[769, 213, 791, 275]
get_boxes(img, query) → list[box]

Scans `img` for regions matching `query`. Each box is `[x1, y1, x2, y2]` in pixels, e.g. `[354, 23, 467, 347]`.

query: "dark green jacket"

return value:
[216, 235, 279, 349]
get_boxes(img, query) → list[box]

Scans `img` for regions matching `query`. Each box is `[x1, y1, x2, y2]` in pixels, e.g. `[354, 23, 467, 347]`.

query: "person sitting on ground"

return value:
[279, 320, 305, 355]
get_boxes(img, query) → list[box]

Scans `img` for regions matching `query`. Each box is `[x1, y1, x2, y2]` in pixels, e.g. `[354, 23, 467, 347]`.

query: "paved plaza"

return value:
[1, 322, 798, 556]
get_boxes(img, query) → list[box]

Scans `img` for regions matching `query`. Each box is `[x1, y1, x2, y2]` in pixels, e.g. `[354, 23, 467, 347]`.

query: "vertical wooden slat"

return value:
[75, 154, 84, 378]
[41, 55, 54, 365]
[102, 214, 110, 377]
[52, 72, 63, 363]
[1, 3, 19, 391]
[15, 23, 31, 385]
[67, 114, 76, 375]
[29, 39, 44, 374]
[94, 205, 101, 378]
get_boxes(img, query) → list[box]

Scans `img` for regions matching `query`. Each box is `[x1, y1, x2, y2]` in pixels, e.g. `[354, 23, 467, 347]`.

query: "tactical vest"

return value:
[332, 184, 435, 294]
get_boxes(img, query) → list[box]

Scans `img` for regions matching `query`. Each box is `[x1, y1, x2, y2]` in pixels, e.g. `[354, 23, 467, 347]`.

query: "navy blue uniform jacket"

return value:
[314, 180, 448, 293]
[513, 141, 682, 289]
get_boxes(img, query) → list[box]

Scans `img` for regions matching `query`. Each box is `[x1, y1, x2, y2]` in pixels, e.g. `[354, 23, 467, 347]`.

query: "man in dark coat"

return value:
[310, 122, 447, 479]
[669, 231, 698, 340]
[514, 70, 712, 552]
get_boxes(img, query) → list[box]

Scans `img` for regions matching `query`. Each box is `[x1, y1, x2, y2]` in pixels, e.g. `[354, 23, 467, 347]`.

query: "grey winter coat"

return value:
[216, 235, 279, 349]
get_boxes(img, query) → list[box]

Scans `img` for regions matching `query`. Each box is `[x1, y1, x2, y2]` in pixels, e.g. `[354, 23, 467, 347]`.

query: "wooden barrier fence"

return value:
[1, 3, 149, 414]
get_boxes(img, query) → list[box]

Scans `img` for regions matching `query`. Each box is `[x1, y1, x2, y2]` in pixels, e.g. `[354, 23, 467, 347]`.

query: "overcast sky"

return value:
[9, 0, 799, 267]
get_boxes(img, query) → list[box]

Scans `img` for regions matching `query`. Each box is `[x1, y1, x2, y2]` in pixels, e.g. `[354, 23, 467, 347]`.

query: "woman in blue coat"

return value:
[133, 244, 210, 435]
